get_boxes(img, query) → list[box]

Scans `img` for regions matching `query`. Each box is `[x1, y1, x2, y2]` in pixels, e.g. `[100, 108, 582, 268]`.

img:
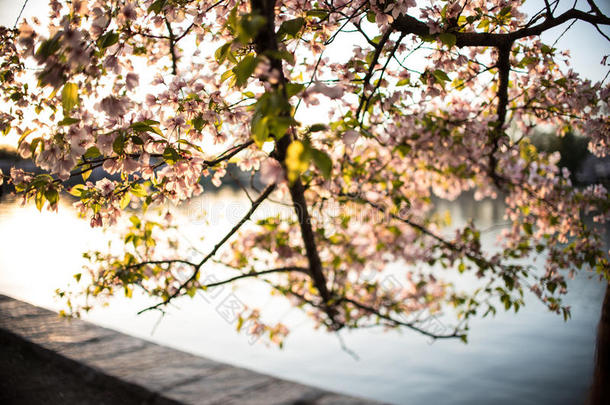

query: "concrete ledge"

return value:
[0, 295, 382, 405]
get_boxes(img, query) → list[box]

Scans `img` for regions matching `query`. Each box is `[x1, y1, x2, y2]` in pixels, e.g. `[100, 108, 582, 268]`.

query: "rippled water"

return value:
[0, 190, 607, 405]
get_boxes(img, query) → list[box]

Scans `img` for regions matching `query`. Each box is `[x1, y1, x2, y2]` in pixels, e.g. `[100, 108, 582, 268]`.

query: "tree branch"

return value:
[392, 8, 610, 48]
[201, 266, 309, 289]
[250, 0, 338, 327]
[341, 297, 464, 340]
[489, 42, 512, 189]
[356, 27, 393, 119]
[138, 184, 276, 314]
[164, 18, 178, 75]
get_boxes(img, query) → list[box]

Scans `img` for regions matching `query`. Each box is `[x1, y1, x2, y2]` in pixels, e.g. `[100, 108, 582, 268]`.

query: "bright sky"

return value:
[0, 0, 608, 148]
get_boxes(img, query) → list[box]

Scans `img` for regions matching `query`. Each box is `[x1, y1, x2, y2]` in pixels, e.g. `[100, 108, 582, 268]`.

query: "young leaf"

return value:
[147, 0, 167, 14]
[285, 140, 311, 182]
[233, 55, 258, 87]
[61, 83, 79, 112]
[277, 17, 305, 39]
[163, 147, 181, 165]
[98, 31, 119, 49]
[311, 148, 332, 179]
[432, 69, 450, 82]
[120, 192, 131, 209]
[44, 187, 59, 205]
[68, 184, 86, 197]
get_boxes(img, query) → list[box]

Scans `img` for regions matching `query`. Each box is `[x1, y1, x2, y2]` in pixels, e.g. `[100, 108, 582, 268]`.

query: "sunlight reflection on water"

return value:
[0, 191, 607, 405]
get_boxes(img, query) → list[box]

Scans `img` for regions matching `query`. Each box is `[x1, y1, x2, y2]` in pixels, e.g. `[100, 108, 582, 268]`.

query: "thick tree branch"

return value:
[392, 8, 610, 48]
[489, 42, 512, 189]
[250, 0, 337, 325]
[164, 18, 178, 75]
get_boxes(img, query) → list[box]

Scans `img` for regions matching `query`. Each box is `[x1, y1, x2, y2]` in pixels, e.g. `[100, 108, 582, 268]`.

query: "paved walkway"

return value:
[0, 295, 381, 405]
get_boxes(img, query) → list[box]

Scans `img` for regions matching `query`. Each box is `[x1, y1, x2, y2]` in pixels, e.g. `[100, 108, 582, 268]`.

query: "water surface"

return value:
[0, 191, 606, 405]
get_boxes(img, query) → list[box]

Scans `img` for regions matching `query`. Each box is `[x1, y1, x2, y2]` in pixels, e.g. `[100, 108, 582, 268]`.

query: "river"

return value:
[0, 190, 607, 405]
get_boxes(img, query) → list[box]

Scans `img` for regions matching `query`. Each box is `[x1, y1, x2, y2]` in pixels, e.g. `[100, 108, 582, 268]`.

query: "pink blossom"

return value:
[309, 83, 344, 99]
[95, 178, 115, 197]
[10, 168, 31, 185]
[260, 159, 284, 185]
[125, 73, 139, 91]
[97, 133, 116, 155]
[342, 130, 359, 146]
[99, 96, 128, 117]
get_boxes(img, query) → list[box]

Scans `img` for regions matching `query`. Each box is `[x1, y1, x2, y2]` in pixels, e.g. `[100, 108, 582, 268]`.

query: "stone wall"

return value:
[0, 294, 381, 405]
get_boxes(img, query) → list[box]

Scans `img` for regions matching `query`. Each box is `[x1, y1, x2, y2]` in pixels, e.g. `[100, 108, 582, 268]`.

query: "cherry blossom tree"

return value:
[0, 0, 609, 345]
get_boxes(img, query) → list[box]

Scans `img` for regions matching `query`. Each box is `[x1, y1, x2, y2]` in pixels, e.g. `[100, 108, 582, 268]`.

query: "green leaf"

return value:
[84, 146, 101, 159]
[278, 49, 295, 65]
[285, 82, 304, 98]
[308, 124, 327, 132]
[81, 164, 92, 181]
[130, 121, 160, 134]
[163, 147, 181, 165]
[177, 138, 203, 153]
[277, 17, 305, 39]
[432, 69, 450, 82]
[30, 137, 43, 156]
[214, 42, 232, 63]
[220, 69, 234, 84]
[251, 115, 270, 147]
[130, 184, 147, 198]
[130, 135, 144, 145]
[268, 116, 295, 139]
[285, 140, 311, 182]
[311, 148, 332, 179]
[35, 190, 44, 211]
[396, 78, 410, 86]
[192, 115, 205, 131]
[306, 10, 328, 19]
[35, 37, 61, 59]
[58, 117, 80, 126]
[68, 184, 86, 197]
[438, 33, 456, 48]
[147, 0, 167, 14]
[237, 14, 267, 43]
[112, 134, 125, 155]
[44, 187, 59, 205]
[120, 192, 131, 209]
[61, 83, 79, 112]
[477, 19, 490, 30]
[98, 31, 119, 49]
[232, 54, 258, 87]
